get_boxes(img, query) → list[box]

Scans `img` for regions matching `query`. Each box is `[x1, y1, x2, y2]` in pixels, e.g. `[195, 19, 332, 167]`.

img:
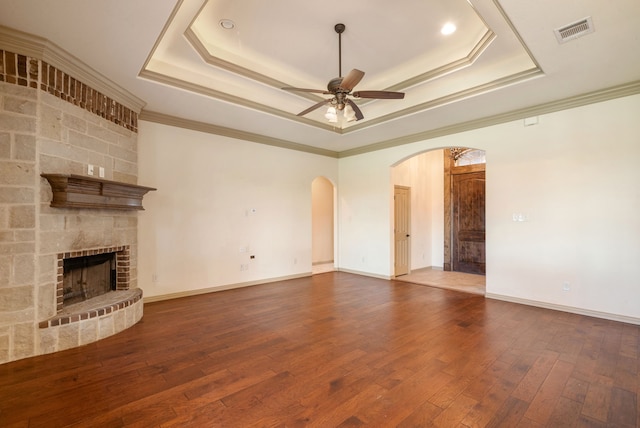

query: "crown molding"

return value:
[139, 80, 640, 159]
[138, 110, 339, 158]
[0, 25, 146, 112]
[344, 67, 543, 134]
[138, 68, 338, 134]
[338, 79, 640, 157]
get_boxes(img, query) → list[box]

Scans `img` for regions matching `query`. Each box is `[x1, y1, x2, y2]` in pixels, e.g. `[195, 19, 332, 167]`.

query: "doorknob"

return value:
[406, 234, 410, 237]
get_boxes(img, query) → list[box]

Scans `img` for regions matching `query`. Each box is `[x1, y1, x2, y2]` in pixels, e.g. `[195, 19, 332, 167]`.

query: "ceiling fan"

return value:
[282, 23, 405, 122]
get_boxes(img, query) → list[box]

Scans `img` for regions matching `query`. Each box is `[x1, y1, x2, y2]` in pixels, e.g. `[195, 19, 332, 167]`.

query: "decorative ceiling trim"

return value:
[138, 65, 544, 137]
[138, 110, 339, 158]
[385, 30, 496, 93]
[138, 80, 640, 159]
[492, 0, 542, 70]
[345, 67, 543, 132]
[0, 25, 146, 112]
[186, 25, 495, 100]
[184, 26, 320, 105]
[338, 80, 640, 157]
[138, 69, 339, 132]
[142, 0, 501, 133]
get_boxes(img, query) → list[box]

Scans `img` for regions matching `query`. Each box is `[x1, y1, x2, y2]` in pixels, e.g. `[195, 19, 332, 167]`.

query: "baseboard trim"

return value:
[486, 293, 640, 326]
[143, 272, 312, 303]
[312, 260, 334, 266]
[337, 268, 392, 280]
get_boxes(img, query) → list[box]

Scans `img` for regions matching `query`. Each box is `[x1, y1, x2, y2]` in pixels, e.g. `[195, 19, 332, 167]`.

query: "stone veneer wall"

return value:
[0, 49, 143, 364]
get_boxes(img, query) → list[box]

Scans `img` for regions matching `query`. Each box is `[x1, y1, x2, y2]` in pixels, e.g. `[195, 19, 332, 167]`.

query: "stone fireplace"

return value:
[0, 33, 149, 364]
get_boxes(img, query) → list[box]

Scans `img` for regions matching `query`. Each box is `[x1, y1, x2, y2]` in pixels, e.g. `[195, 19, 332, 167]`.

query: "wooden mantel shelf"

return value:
[41, 174, 156, 211]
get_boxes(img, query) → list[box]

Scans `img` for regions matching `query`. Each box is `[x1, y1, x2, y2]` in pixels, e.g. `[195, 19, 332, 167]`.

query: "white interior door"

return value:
[394, 186, 410, 276]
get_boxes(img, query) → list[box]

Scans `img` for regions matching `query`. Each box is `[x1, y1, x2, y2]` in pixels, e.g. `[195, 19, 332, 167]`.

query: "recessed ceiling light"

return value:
[219, 19, 235, 30]
[441, 22, 456, 35]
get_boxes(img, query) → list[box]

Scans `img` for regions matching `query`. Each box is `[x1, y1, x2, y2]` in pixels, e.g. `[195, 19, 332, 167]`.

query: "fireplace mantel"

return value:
[41, 174, 156, 210]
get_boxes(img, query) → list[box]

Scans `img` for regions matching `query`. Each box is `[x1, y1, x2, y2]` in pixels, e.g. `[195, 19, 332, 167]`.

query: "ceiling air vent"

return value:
[554, 16, 595, 44]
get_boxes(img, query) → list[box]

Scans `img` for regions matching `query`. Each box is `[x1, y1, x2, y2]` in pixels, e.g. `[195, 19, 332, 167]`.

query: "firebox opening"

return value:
[63, 253, 116, 306]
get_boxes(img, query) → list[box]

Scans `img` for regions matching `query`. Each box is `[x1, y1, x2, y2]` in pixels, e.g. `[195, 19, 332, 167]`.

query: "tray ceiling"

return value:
[1, 0, 639, 155]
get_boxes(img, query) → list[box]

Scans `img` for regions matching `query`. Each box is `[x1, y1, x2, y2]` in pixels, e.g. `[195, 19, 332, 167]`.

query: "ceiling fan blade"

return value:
[352, 90, 405, 99]
[282, 87, 331, 94]
[339, 69, 365, 91]
[297, 99, 331, 117]
[346, 99, 364, 121]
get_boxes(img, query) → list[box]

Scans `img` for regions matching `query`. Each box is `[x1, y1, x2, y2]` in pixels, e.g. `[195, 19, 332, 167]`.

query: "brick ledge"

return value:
[39, 288, 142, 328]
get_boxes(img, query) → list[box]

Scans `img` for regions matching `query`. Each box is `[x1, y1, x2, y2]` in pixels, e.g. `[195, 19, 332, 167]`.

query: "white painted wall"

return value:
[137, 122, 337, 299]
[339, 94, 640, 320]
[137, 94, 640, 322]
[391, 150, 444, 271]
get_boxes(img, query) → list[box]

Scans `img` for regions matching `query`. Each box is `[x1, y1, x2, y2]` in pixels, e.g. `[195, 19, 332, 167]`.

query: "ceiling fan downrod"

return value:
[335, 23, 345, 78]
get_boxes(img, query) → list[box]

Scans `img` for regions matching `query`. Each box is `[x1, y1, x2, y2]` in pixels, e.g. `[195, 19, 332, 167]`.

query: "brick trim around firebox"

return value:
[55, 245, 131, 312]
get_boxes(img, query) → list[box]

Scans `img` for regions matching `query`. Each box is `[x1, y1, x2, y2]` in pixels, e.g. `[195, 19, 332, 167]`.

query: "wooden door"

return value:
[394, 186, 410, 276]
[451, 171, 485, 274]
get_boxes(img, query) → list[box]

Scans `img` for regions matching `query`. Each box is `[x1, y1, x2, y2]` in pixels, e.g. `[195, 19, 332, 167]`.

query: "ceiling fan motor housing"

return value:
[327, 77, 344, 93]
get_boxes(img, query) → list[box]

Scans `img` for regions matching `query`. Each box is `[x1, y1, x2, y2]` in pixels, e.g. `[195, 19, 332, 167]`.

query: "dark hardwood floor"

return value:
[1, 272, 638, 427]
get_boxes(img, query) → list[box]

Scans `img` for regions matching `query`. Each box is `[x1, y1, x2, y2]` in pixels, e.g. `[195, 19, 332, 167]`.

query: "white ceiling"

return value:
[1, 0, 639, 155]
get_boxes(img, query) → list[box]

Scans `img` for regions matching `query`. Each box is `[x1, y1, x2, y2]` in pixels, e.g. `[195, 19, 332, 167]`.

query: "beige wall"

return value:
[0, 80, 141, 364]
[140, 90, 640, 325]
[339, 93, 640, 323]
[137, 121, 339, 300]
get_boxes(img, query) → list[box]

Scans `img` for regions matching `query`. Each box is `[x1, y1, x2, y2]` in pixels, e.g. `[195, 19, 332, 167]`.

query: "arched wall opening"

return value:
[390, 147, 486, 292]
[311, 176, 336, 273]
[391, 149, 446, 274]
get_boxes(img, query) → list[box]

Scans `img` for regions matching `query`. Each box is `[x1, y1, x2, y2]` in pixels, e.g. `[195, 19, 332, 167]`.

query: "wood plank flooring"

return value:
[1, 272, 638, 427]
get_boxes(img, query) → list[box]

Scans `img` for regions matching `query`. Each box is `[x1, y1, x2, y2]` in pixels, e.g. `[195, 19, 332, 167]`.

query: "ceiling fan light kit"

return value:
[282, 23, 405, 124]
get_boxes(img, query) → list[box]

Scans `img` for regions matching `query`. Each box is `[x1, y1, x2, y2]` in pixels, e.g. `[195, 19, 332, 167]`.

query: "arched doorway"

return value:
[391, 148, 486, 294]
[311, 177, 335, 274]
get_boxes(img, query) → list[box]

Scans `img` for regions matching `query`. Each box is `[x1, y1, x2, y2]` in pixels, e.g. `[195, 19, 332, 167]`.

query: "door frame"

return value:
[443, 155, 485, 271]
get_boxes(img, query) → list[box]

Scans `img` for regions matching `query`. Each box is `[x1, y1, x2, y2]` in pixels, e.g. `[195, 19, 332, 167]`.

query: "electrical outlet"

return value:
[240, 264, 249, 271]
[512, 213, 528, 222]
[99, 166, 105, 178]
[562, 281, 571, 292]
